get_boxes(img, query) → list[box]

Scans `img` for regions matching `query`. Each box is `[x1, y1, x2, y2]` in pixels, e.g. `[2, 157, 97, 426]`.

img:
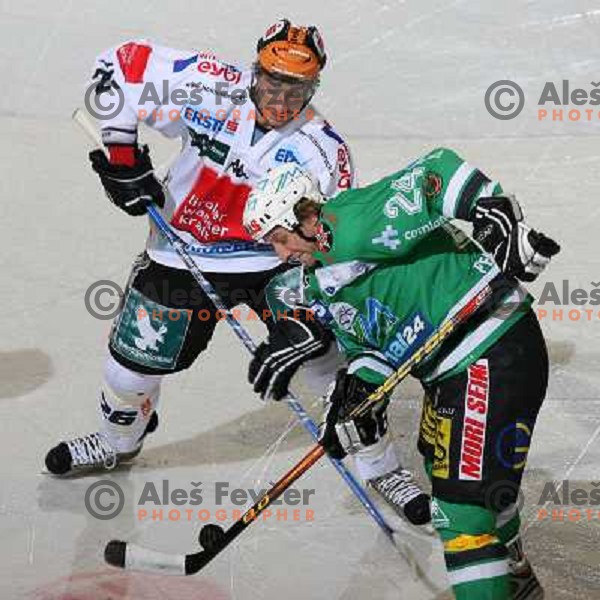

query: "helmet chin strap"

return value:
[293, 225, 317, 243]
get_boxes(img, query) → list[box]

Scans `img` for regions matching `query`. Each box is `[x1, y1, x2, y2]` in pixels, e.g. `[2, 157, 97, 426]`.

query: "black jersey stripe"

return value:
[445, 542, 508, 570]
[455, 170, 491, 220]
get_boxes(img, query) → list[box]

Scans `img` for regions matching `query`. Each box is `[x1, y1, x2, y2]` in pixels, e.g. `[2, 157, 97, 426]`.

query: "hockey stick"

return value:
[72, 109, 424, 572]
[73, 108, 486, 584]
[100, 240, 490, 575]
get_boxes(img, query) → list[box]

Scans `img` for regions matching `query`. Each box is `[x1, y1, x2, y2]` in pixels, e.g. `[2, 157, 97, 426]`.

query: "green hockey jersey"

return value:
[266, 147, 531, 386]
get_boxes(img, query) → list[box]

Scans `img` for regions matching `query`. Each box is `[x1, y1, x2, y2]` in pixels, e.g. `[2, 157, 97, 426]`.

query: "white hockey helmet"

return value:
[244, 163, 324, 240]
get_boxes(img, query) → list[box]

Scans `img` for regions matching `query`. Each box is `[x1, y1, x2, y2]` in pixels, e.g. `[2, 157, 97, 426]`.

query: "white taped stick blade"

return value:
[124, 542, 187, 574]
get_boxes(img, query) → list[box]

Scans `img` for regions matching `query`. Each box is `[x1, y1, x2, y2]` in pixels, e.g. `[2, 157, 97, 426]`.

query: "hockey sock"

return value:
[432, 497, 509, 599]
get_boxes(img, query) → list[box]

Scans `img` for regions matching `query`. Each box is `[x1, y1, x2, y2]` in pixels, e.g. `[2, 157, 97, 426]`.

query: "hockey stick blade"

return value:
[105, 444, 325, 574]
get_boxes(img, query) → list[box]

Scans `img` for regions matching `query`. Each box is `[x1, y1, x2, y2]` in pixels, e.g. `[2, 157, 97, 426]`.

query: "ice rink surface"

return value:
[1, 0, 600, 598]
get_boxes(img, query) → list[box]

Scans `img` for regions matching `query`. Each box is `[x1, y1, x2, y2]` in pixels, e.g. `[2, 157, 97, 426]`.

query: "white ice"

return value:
[1, 1, 600, 598]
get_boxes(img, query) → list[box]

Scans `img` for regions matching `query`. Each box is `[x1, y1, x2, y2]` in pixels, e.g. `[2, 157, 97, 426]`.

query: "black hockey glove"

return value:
[319, 369, 390, 460]
[248, 308, 332, 401]
[89, 145, 165, 216]
[472, 196, 560, 282]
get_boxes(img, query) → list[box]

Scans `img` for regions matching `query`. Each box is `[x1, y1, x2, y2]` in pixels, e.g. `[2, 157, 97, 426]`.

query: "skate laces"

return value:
[371, 469, 423, 507]
[67, 432, 117, 470]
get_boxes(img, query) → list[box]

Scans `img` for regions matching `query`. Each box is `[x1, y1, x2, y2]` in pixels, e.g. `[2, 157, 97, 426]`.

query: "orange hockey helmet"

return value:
[256, 19, 327, 81]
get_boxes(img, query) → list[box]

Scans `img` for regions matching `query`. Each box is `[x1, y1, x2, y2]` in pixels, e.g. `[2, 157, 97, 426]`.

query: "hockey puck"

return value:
[104, 540, 127, 567]
[198, 524, 226, 551]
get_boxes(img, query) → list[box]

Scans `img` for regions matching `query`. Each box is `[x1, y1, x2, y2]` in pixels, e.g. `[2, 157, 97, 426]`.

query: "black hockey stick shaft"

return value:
[104, 444, 325, 574]
[185, 444, 324, 573]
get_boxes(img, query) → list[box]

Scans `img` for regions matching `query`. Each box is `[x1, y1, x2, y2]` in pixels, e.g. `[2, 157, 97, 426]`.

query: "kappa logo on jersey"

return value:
[197, 59, 241, 84]
[116, 42, 152, 83]
[460, 359, 490, 481]
[275, 147, 301, 164]
[337, 145, 352, 190]
[226, 158, 249, 179]
[372, 225, 400, 250]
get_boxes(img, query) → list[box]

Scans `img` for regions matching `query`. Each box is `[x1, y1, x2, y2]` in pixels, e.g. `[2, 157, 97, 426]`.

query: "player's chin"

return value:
[265, 115, 295, 129]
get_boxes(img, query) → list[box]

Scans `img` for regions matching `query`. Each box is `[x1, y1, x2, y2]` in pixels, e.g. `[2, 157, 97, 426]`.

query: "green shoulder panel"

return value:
[312, 147, 503, 267]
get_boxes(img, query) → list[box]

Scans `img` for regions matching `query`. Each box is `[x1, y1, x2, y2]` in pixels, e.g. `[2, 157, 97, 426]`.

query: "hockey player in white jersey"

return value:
[44, 19, 429, 525]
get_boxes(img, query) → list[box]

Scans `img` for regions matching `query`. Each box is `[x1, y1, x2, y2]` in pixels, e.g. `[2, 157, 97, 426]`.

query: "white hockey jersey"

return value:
[89, 40, 356, 272]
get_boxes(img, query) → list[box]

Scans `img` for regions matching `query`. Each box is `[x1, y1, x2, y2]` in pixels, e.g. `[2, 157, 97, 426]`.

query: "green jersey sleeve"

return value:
[313, 147, 503, 265]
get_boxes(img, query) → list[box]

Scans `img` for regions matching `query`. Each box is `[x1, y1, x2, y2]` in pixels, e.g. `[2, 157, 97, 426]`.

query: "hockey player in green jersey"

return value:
[242, 149, 560, 599]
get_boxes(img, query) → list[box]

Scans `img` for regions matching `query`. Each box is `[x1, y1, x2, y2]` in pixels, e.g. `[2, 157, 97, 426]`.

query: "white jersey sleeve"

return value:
[296, 117, 357, 197]
[88, 40, 201, 145]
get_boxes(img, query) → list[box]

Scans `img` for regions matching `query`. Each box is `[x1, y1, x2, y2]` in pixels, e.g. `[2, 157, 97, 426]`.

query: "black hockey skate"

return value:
[369, 467, 431, 526]
[508, 536, 544, 599]
[44, 412, 158, 476]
